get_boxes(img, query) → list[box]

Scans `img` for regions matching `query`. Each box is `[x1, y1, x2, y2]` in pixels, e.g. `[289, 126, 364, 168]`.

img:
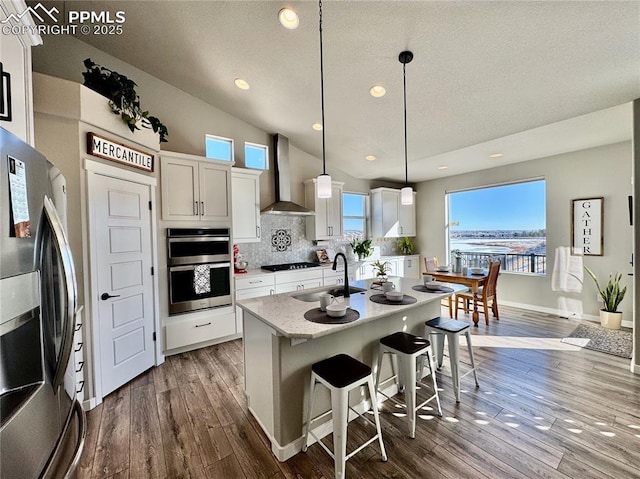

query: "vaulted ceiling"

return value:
[49, 1, 640, 182]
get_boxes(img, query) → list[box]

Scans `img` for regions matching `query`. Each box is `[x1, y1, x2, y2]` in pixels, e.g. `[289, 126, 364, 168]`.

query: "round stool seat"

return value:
[425, 317, 470, 333]
[312, 353, 372, 388]
[380, 332, 431, 355]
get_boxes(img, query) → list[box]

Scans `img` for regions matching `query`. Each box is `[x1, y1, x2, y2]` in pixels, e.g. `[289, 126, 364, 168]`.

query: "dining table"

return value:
[428, 270, 488, 326]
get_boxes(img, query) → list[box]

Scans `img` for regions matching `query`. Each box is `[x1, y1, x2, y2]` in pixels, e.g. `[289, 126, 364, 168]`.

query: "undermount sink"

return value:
[290, 286, 367, 302]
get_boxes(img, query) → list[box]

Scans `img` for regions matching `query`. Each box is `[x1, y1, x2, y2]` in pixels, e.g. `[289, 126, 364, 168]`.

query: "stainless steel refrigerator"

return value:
[0, 127, 86, 478]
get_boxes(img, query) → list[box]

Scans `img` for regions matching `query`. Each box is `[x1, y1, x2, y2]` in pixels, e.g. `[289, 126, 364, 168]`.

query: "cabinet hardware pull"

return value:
[257, 225, 261, 238]
[200, 201, 204, 215]
[74, 342, 83, 352]
[194, 201, 198, 216]
[195, 322, 212, 328]
[75, 323, 82, 332]
[76, 361, 84, 373]
[249, 280, 263, 284]
[77, 380, 85, 393]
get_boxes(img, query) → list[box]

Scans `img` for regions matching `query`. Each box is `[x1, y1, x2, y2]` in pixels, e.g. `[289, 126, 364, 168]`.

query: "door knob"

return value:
[101, 293, 120, 300]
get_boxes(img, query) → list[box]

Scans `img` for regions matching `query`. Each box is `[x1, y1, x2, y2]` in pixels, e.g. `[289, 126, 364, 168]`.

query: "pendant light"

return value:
[399, 50, 414, 206]
[316, 0, 332, 199]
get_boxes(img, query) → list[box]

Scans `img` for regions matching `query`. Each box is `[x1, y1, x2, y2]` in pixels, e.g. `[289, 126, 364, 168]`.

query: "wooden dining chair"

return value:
[424, 256, 453, 318]
[454, 260, 501, 325]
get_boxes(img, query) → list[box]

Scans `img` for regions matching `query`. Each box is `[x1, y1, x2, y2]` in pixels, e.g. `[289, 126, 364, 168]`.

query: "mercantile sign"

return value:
[87, 132, 154, 172]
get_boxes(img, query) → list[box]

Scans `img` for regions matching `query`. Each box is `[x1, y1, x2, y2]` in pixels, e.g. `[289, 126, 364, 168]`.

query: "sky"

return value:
[449, 180, 546, 231]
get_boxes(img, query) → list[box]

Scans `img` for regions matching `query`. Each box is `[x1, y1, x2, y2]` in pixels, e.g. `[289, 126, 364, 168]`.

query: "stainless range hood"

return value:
[261, 134, 315, 216]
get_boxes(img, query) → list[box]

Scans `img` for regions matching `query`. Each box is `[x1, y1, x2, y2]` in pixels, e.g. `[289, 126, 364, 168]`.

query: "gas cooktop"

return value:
[261, 262, 321, 272]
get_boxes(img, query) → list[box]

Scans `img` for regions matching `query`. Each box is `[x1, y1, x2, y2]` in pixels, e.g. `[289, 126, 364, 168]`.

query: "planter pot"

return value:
[599, 310, 622, 330]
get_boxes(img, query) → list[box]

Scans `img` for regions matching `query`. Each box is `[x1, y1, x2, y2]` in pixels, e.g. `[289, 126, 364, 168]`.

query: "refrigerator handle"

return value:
[43, 196, 78, 390]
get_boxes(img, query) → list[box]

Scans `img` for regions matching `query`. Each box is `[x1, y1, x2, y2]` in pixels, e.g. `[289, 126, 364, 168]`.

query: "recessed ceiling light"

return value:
[312, 123, 323, 131]
[234, 78, 250, 90]
[365, 155, 376, 161]
[438, 165, 448, 170]
[369, 85, 386, 98]
[489, 153, 503, 158]
[278, 8, 299, 29]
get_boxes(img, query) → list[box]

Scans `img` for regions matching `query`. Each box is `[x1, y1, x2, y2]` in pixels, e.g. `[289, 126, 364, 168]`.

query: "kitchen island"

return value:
[237, 277, 465, 461]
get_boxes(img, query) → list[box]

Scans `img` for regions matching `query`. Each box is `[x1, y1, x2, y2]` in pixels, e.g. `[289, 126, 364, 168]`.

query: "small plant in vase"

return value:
[398, 237, 414, 255]
[350, 239, 373, 261]
[584, 266, 627, 329]
[371, 260, 391, 283]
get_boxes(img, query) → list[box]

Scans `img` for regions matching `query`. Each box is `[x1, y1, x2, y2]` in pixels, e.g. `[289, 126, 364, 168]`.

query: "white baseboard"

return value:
[498, 300, 633, 329]
[250, 381, 400, 462]
[83, 396, 100, 410]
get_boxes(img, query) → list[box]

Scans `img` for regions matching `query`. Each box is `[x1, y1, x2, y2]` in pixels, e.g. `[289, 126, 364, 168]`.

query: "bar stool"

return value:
[375, 332, 442, 438]
[302, 354, 387, 479]
[424, 317, 479, 402]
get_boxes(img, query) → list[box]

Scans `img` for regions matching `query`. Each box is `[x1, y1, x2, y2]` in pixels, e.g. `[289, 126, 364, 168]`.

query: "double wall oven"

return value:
[167, 228, 232, 315]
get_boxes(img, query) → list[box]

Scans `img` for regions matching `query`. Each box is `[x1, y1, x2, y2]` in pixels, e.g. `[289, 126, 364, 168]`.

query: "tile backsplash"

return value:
[234, 215, 400, 268]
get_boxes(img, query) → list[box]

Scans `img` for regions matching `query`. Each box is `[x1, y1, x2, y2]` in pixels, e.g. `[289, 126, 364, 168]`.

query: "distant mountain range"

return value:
[451, 229, 546, 239]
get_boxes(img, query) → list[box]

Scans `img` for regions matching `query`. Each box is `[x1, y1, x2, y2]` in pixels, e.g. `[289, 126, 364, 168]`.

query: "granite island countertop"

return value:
[236, 277, 466, 339]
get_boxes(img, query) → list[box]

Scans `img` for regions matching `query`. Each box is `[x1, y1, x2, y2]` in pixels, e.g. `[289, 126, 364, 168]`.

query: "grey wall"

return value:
[416, 141, 633, 322]
[31, 35, 400, 209]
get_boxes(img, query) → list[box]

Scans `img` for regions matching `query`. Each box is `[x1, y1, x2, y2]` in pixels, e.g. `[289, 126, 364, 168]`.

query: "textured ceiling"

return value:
[52, 1, 640, 181]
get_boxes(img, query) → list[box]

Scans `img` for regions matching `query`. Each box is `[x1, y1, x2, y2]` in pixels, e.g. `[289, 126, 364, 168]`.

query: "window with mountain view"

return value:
[343, 193, 367, 241]
[447, 179, 546, 274]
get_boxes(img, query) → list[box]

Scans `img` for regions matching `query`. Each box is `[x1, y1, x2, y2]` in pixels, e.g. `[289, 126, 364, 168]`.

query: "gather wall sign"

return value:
[571, 197, 603, 256]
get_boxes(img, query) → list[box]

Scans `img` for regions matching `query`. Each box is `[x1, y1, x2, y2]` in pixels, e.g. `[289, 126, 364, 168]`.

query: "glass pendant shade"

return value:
[401, 186, 413, 205]
[317, 173, 332, 198]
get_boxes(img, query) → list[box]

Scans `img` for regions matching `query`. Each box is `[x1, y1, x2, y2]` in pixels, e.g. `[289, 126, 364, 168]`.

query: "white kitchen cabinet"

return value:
[232, 168, 262, 243]
[322, 265, 355, 286]
[164, 306, 236, 351]
[370, 188, 416, 238]
[385, 259, 399, 277]
[304, 179, 344, 240]
[275, 269, 323, 293]
[161, 152, 231, 222]
[355, 261, 375, 280]
[397, 255, 420, 279]
[235, 274, 275, 333]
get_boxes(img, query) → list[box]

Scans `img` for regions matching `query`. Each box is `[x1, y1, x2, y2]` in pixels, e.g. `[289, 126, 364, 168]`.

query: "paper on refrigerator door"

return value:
[8, 156, 30, 237]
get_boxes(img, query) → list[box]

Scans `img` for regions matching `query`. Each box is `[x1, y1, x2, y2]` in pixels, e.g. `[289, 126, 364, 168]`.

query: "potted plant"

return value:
[350, 239, 373, 261]
[398, 237, 414, 255]
[584, 266, 627, 329]
[82, 58, 168, 142]
[371, 260, 391, 283]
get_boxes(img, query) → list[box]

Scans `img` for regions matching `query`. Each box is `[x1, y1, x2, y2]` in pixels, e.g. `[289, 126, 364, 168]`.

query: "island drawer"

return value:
[165, 311, 236, 350]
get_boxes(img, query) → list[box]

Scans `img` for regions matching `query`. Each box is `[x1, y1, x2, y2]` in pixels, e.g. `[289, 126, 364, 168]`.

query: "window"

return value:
[447, 179, 546, 274]
[343, 193, 367, 241]
[245, 142, 268, 170]
[205, 134, 234, 161]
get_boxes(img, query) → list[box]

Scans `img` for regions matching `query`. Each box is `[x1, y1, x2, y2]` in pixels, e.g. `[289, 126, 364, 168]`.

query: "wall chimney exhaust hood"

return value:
[261, 134, 315, 216]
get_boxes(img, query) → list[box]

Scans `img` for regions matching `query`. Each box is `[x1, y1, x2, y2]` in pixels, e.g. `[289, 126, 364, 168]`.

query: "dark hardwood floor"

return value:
[74, 306, 640, 479]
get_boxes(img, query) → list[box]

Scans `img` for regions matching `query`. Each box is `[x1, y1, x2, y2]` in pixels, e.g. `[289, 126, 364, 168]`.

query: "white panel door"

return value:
[90, 174, 155, 396]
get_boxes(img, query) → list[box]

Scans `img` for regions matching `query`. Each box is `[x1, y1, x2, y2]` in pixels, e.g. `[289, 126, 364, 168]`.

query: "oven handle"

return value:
[168, 237, 230, 243]
[169, 263, 231, 272]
